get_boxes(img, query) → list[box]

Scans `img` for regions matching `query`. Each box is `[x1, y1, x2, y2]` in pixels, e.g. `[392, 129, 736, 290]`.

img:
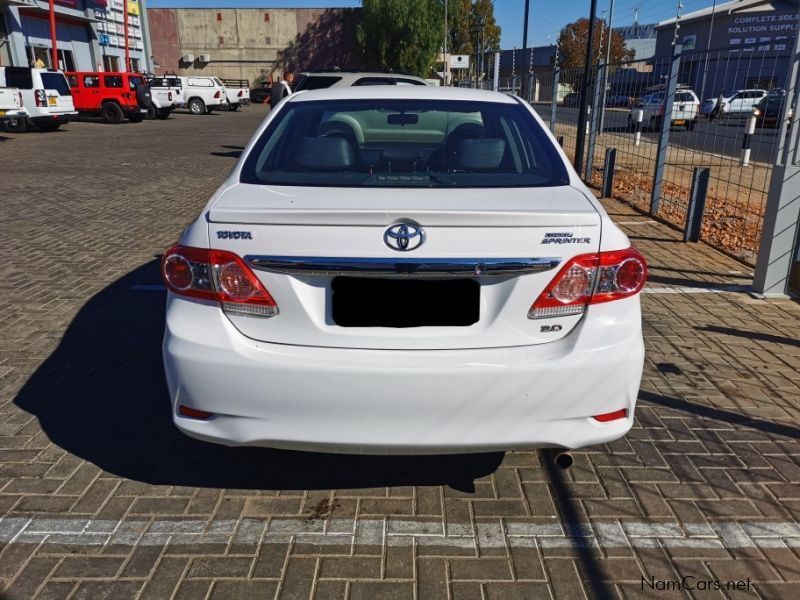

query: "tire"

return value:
[188, 98, 206, 115]
[128, 113, 144, 123]
[101, 102, 124, 124]
[145, 105, 157, 120]
[136, 85, 153, 109]
[156, 108, 171, 120]
[37, 122, 61, 132]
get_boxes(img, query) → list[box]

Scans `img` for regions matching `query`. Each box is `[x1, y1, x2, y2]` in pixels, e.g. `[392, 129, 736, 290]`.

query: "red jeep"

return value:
[65, 71, 152, 124]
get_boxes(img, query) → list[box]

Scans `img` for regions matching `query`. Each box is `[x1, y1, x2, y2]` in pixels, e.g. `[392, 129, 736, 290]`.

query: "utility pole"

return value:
[574, 0, 598, 175]
[48, 0, 58, 69]
[522, 0, 530, 98]
[599, 0, 616, 133]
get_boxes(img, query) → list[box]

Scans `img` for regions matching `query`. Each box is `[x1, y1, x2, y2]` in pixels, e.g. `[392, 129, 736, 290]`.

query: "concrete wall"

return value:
[148, 7, 357, 85]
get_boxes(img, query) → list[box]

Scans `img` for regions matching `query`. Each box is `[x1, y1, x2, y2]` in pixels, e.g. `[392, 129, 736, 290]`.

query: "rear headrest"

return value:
[292, 137, 355, 170]
[453, 138, 506, 170]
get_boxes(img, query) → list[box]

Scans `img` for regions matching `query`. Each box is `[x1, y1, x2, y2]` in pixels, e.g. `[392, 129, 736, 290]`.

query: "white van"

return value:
[180, 76, 224, 114]
[0, 67, 77, 132]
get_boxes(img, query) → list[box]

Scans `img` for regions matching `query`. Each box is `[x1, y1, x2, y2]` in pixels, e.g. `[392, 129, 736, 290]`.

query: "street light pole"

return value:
[574, 0, 598, 175]
[599, 0, 615, 132]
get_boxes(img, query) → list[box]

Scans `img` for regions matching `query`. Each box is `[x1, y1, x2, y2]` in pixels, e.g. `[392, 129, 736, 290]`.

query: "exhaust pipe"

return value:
[553, 451, 573, 469]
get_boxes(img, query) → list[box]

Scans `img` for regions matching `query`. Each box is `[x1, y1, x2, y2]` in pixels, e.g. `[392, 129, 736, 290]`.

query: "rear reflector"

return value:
[178, 405, 214, 419]
[593, 409, 628, 422]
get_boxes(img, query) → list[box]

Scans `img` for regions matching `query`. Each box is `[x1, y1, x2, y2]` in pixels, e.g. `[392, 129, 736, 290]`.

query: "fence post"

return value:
[602, 148, 617, 198]
[684, 167, 710, 242]
[752, 29, 800, 297]
[633, 108, 643, 146]
[550, 67, 560, 133]
[741, 114, 756, 166]
[649, 45, 682, 215]
[585, 60, 605, 182]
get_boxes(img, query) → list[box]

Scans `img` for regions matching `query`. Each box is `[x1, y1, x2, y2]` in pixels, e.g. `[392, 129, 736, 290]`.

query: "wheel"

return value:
[128, 113, 144, 123]
[146, 105, 157, 120]
[156, 108, 171, 120]
[188, 98, 206, 115]
[37, 122, 61, 132]
[101, 102, 124, 124]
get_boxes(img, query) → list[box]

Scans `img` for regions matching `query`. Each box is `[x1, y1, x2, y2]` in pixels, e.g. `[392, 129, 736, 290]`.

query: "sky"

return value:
[147, 0, 720, 49]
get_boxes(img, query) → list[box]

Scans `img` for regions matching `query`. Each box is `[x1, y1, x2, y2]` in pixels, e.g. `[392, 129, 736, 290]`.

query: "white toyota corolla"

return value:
[161, 86, 646, 455]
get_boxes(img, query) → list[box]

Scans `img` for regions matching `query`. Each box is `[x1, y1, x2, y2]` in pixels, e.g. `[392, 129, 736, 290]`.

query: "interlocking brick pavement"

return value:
[1, 108, 799, 599]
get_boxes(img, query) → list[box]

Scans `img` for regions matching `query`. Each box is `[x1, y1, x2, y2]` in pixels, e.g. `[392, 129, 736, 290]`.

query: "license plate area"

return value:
[48, 96, 57, 106]
[332, 277, 479, 327]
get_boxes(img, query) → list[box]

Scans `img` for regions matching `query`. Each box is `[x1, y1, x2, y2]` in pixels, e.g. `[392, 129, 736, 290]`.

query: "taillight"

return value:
[528, 247, 647, 319]
[35, 89, 47, 107]
[161, 245, 278, 318]
[168, 91, 173, 101]
[214, 90, 221, 98]
[238, 90, 243, 97]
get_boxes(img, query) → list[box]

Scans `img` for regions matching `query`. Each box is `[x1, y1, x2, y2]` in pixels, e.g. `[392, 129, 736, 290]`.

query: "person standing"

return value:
[269, 71, 294, 109]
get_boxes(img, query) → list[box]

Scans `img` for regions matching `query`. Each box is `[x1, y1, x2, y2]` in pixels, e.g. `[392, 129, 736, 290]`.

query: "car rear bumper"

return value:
[163, 296, 644, 454]
[30, 112, 76, 124]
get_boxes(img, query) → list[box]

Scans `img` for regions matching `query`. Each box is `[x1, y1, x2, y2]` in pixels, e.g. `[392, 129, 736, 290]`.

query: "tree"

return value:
[356, 0, 444, 77]
[556, 18, 633, 69]
[448, 0, 501, 55]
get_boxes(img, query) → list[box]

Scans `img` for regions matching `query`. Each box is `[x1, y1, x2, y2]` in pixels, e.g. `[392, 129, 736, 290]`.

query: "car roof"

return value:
[287, 86, 518, 104]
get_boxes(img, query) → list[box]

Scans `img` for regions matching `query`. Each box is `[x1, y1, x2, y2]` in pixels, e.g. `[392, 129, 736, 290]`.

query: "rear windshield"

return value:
[240, 99, 569, 188]
[294, 75, 342, 91]
[675, 92, 695, 102]
[41, 73, 71, 96]
[4, 67, 33, 89]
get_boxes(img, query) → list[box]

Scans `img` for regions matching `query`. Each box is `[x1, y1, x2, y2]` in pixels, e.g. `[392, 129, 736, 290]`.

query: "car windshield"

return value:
[240, 99, 570, 188]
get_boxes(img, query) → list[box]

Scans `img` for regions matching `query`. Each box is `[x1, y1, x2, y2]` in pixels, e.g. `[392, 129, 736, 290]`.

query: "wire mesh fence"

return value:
[527, 43, 797, 265]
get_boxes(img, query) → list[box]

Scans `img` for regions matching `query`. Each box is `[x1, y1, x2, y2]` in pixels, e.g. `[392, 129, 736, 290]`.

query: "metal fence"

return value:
[524, 43, 797, 265]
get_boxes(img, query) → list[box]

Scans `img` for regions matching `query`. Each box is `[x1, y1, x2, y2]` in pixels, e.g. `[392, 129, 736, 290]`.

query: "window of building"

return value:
[130, 58, 140, 72]
[103, 55, 120, 72]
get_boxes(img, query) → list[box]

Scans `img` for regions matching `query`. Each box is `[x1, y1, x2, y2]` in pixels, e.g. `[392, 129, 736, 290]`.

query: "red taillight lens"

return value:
[161, 245, 278, 318]
[35, 89, 47, 107]
[238, 90, 243, 97]
[528, 247, 647, 319]
[179, 405, 214, 419]
[214, 90, 221, 98]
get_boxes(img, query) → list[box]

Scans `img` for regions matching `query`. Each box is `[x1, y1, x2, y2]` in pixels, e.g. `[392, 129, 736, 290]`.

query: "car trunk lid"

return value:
[207, 184, 602, 350]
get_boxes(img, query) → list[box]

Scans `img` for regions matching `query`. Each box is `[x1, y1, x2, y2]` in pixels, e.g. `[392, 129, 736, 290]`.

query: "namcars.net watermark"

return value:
[643, 576, 752, 592]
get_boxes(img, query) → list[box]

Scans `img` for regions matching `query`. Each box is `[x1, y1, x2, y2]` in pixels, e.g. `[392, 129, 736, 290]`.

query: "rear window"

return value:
[240, 99, 569, 188]
[675, 92, 695, 102]
[4, 68, 33, 89]
[41, 73, 71, 95]
[294, 75, 342, 91]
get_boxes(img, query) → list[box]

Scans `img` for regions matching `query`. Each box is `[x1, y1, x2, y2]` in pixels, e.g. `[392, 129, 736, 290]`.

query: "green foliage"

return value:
[356, 0, 445, 77]
[447, 0, 501, 55]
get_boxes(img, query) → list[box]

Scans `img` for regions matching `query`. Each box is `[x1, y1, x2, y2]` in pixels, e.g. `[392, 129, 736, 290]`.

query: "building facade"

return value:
[147, 7, 356, 86]
[654, 0, 798, 97]
[0, 0, 149, 72]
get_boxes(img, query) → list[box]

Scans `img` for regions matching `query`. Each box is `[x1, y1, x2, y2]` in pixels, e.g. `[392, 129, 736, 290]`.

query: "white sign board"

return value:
[450, 55, 470, 69]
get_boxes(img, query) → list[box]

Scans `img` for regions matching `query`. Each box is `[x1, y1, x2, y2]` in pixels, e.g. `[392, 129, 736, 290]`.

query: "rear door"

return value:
[39, 71, 75, 114]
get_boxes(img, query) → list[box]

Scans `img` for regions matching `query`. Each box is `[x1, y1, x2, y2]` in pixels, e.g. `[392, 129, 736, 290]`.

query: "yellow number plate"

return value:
[673, 119, 685, 125]
[48, 97, 57, 106]
[0, 110, 6, 116]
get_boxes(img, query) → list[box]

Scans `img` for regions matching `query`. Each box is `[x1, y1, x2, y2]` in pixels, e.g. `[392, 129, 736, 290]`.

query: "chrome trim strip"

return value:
[245, 256, 561, 277]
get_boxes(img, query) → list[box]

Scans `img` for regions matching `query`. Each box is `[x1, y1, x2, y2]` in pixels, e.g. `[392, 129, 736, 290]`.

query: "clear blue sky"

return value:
[148, 0, 718, 49]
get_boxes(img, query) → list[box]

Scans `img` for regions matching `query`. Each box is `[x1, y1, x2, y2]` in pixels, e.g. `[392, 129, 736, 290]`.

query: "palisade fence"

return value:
[520, 44, 797, 265]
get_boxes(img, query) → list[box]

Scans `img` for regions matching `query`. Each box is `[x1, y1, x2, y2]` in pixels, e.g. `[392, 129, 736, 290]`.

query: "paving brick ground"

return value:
[1, 108, 799, 599]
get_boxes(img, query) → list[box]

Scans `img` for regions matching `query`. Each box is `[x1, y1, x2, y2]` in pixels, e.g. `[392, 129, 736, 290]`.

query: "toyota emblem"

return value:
[384, 222, 425, 252]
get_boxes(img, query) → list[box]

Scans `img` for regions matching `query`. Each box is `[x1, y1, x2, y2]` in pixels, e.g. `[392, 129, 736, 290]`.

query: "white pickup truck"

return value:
[0, 86, 27, 130]
[146, 75, 183, 119]
[221, 78, 249, 110]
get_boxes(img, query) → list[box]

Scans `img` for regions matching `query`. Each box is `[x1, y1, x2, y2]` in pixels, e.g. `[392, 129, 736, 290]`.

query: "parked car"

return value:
[180, 76, 224, 114]
[249, 84, 271, 105]
[701, 89, 768, 118]
[147, 75, 185, 110]
[160, 86, 647, 455]
[66, 71, 151, 124]
[606, 94, 635, 107]
[754, 91, 795, 128]
[222, 78, 249, 109]
[628, 88, 700, 131]
[0, 86, 27, 130]
[0, 67, 77, 132]
[293, 70, 428, 91]
[561, 92, 580, 107]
